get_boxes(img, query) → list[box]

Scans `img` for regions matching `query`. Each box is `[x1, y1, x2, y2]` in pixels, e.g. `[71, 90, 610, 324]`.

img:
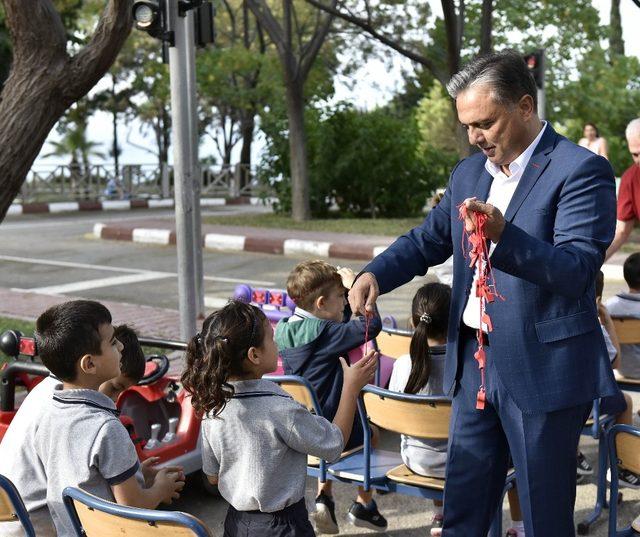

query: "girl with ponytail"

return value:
[388, 283, 450, 537]
[181, 300, 378, 537]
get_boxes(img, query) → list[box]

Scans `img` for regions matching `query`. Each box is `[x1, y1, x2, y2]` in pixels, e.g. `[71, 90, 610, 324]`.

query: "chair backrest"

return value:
[374, 329, 412, 360]
[265, 375, 322, 414]
[62, 487, 212, 537]
[0, 474, 35, 536]
[614, 427, 640, 475]
[362, 385, 451, 440]
[612, 318, 640, 345]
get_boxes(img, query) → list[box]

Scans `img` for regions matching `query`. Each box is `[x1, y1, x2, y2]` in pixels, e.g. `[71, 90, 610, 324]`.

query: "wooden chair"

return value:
[62, 487, 212, 537]
[373, 327, 412, 360]
[326, 385, 512, 537]
[606, 424, 640, 536]
[0, 473, 35, 537]
[611, 318, 640, 392]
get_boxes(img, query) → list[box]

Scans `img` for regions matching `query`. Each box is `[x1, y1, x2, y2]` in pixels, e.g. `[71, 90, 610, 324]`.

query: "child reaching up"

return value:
[181, 300, 378, 537]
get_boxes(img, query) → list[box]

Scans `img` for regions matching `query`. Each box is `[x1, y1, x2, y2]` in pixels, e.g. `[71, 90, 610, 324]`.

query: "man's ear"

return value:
[518, 94, 535, 119]
[78, 354, 96, 375]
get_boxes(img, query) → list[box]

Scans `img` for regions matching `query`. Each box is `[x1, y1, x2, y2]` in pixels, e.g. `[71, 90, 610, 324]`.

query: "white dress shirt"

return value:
[462, 122, 547, 330]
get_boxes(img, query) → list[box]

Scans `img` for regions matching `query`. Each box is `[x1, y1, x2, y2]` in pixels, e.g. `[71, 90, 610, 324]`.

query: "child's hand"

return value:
[141, 457, 185, 488]
[340, 351, 378, 392]
[598, 302, 613, 325]
[154, 468, 185, 504]
[337, 267, 356, 290]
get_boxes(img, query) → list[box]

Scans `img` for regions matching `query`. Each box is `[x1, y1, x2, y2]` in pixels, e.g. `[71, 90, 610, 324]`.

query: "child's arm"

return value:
[112, 468, 184, 509]
[321, 309, 383, 359]
[284, 351, 378, 462]
[331, 352, 378, 441]
[599, 302, 621, 369]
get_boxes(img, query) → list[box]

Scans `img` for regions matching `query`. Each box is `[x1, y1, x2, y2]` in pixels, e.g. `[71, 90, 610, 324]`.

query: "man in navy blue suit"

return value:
[349, 51, 618, 536]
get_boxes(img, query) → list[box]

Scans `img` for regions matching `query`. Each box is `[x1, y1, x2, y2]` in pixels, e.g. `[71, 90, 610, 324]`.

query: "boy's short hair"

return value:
[35, 300, 112, 382]
[595, 270, 604, 299]
[286, 260, 343, 311]
[114, 325, 145, 382]
[624, 253, 640, 290]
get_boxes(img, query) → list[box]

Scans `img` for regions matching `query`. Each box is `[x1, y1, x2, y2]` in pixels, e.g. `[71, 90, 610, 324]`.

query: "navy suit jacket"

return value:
[365, 125, 619, 413]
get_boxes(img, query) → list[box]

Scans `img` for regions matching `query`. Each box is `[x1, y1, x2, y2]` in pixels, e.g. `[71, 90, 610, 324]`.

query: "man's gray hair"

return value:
[626, 118, 640, 141]
[446, 50, 538, 111]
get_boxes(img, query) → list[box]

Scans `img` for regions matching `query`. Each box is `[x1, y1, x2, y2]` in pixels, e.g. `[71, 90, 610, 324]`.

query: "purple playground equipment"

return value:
[233, 284, 395, 387]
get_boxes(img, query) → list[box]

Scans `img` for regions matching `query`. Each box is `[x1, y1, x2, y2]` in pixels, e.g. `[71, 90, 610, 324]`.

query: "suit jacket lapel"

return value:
[503, 124, 557, 222]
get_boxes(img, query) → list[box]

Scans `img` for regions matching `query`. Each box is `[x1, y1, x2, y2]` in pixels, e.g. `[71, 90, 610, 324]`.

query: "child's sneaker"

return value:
[577, 451, 594, 475]
[430, 513, 443, 536]
[606, 467, 640, 489]
[348, 499, 388, 532]
[506, 528, 526, 537]
[632, 513, 640, 532]
[314, 492, 339, 534]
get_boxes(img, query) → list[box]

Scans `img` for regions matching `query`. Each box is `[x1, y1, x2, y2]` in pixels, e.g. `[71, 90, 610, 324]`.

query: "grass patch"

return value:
[202, 213, 423, 236]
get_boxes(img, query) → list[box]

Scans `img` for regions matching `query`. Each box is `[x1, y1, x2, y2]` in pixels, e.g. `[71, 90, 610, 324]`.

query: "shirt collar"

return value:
[230, 378, 287, 395]
[484, 121, 547, 178]
[290, 307, 318, 322]
[53, 388, 120, 416]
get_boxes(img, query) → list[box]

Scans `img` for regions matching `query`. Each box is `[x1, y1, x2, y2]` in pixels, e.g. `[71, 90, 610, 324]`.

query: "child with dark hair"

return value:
[181, 300, 378, 537]
[606, 252, 640, 378]
[99, 324, 146, 400]
[276, 260, 385, 534]
[388, 283, 450, 537]
[0, 300, 184, 537]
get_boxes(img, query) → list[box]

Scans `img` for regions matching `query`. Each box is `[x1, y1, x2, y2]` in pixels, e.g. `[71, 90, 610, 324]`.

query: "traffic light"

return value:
[132, 0, 174, 44]
[523, 49, 544, 90]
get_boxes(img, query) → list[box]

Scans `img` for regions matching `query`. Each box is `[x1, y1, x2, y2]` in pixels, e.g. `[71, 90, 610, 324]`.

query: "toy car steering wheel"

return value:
[138, 354, 170, 385]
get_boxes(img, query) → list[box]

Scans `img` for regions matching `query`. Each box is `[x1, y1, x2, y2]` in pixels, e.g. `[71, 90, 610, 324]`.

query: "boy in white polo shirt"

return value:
[0, 300, 183, 537]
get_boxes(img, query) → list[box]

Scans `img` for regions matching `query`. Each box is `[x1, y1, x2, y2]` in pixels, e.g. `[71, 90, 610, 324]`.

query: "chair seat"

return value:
[328, 449, 402, 482]
[616, 374, 640, 386]
[386, 464, 445, 490]
[307, 445, 363, 467]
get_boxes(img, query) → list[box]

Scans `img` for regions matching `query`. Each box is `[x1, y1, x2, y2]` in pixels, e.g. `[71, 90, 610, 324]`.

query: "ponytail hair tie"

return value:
[419, 313, 432, 324]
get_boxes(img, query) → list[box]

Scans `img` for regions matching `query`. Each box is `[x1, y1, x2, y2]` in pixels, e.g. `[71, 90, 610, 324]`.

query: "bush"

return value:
[258, 103, 457, 218]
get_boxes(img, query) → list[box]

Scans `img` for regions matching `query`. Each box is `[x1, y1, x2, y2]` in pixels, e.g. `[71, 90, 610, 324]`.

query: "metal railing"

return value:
[20, 163, 264, 202]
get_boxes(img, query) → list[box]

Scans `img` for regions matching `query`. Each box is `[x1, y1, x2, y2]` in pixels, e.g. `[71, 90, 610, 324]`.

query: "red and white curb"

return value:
[7, 197, 264, 216]
[93, 224, 390, 261]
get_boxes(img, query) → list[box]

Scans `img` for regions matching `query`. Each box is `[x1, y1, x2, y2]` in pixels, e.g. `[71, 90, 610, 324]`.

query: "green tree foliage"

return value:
[260, 104, 455, 218]
[415, 82, 458, 155]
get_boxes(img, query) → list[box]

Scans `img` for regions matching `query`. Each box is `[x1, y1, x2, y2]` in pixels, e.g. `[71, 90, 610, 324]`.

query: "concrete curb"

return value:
[93, 223, 390, 261]
[8, 196, 266, 216]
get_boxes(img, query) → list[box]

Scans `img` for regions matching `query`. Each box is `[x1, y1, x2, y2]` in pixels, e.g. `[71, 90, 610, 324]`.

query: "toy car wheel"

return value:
[200, 471, 221, 497]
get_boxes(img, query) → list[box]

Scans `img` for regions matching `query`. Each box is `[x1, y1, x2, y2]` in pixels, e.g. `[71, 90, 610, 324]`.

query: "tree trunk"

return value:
[0, 0, 131, 220]
[480, 0, 493, 55]
[285, 80, 311, 221]
[239, 112, 254, 188]
[609, 0, 624, 57]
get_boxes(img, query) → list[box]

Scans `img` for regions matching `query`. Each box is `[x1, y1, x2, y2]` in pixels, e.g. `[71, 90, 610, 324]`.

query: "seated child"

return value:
[388, 283, 526, 537]
[6, 300, 184, 537]
[594, 272, 639, 488]
[605, 252, 640, 378]
[99, 324, 146, 400]
[276, 260, 385, 534]
[181, 300, 378, 537]
[0, 321, 149, 536]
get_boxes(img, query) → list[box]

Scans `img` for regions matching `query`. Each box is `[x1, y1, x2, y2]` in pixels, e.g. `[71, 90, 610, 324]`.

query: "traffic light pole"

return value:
[168, 0, 198, 339]
[185, 9, 205, 319]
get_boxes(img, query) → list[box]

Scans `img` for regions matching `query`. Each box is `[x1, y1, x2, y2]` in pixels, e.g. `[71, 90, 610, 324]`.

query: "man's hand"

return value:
[463, 198, 506, 243]
[348, 272, 379, 316]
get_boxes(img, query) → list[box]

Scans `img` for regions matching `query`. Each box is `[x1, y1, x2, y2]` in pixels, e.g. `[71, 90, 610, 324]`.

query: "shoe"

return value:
[506, 528, 526, 537]
[576, 473, 585, 484]
[607, 467, 640, 489]
[430, 513, 443, 536]
[314, 492, 339, 534]
[348, 499, 388, 532]
[577, 452, 594, 475]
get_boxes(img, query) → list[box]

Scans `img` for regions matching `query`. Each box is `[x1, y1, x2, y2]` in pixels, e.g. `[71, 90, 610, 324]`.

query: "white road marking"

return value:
[204, 233, 246, 251]
[204, 296, 231, 309]
[0, 254, 276, 286]
[283, 239, 331, 257]
[132, 228, 172, 245]
[22, 273, 172, 295]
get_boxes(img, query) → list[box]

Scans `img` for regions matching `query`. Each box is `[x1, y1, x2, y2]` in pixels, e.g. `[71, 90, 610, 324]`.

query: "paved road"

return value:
[0, 208, 427, 326]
